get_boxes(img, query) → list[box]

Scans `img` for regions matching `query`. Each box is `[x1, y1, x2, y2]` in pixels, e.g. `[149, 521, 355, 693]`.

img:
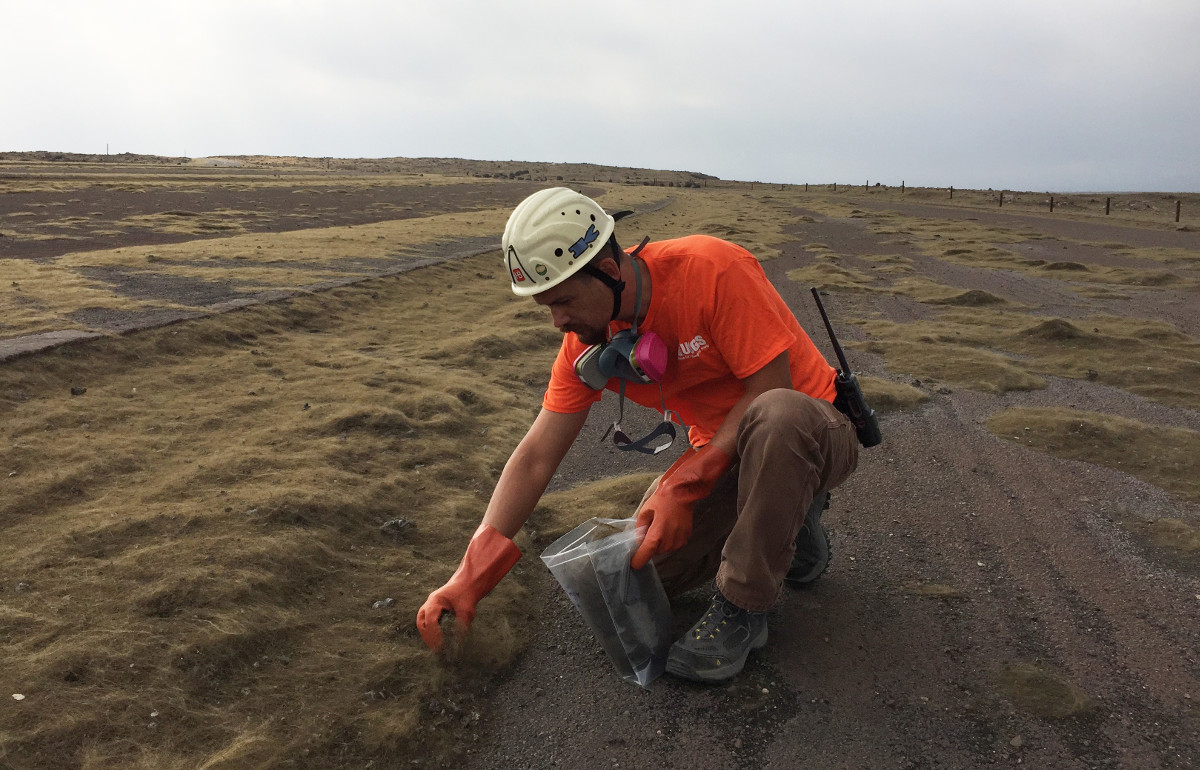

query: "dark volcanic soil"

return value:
[0, 173, 541, 262]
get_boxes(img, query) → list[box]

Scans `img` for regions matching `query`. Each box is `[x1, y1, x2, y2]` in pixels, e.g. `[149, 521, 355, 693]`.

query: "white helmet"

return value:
[503, 187, 616, 296]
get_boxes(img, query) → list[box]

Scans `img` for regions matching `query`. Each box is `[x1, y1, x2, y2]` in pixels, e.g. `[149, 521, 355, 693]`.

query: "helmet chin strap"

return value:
[582, 236, 650, 322]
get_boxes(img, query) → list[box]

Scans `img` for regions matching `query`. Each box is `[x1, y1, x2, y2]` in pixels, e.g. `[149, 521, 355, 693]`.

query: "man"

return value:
[417, 187, 859, 683]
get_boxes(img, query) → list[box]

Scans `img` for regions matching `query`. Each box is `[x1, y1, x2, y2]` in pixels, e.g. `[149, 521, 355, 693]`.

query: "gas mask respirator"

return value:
[573, 328, 667, 390]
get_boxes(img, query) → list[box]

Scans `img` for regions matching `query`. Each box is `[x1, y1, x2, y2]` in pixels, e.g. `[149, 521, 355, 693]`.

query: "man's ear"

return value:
[592, 247, 622, 281]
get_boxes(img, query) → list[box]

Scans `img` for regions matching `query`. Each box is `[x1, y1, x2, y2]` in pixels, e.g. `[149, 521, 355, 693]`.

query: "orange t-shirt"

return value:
[542, 235, 837, 446]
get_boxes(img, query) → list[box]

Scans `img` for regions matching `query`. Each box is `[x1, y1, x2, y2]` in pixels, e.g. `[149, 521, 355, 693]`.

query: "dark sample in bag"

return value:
[541, 518, 673, 688]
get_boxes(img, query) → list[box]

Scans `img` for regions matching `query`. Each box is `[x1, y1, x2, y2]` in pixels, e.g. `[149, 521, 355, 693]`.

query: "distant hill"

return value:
[0, 151, 720, 187]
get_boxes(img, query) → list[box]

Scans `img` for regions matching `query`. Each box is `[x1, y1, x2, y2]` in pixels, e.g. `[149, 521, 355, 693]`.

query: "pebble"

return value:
[1010, 735, 1024, 748]
[12, 694, 25, 701]
[380, 519, 416, 537]
[373, 597, 396, 609]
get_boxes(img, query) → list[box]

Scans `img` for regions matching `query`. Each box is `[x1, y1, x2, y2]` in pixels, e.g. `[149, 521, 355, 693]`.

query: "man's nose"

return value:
[550, 306, 569, 329]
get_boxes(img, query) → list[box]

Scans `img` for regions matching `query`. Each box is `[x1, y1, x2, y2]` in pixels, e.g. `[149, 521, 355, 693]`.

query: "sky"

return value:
[6, 1, 1200, 192]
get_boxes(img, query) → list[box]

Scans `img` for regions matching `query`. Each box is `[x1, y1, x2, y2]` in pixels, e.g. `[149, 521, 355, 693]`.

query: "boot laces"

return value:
[692, 596, 741, 640]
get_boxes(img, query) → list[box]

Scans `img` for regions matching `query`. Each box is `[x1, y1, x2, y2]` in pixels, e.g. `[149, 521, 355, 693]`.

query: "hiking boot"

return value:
[785, 492, 831, 587]
[665, 592, 768, 683]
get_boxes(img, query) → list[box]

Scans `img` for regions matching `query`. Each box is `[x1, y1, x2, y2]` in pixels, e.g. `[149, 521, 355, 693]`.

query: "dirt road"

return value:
[459, 203, 1200, 769]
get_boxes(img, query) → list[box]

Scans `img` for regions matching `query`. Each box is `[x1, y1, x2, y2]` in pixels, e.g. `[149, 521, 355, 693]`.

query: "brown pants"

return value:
[641, 389, 860, 612]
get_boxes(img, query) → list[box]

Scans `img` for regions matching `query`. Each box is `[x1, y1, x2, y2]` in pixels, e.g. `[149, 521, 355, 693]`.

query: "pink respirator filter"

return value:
[633, 332, 668, 382]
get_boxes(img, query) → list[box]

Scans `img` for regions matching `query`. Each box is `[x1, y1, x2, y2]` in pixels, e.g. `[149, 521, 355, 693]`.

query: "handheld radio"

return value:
[810, 288, 883, 448]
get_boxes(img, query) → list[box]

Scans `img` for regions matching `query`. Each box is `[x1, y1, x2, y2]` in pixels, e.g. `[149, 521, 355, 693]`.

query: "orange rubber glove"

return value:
[416, 524, 522, 651]
[630, 444, 732, 570]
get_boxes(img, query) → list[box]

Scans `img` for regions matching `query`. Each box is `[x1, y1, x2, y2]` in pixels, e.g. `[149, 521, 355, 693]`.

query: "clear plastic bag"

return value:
[540, 517, 673, 689]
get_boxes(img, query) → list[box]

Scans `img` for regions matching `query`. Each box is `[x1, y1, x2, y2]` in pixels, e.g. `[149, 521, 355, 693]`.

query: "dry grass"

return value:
[986, 407, 1199, 571]
[855, 311, 1200, 409]
[531, 475, 661, 544]
[985, 408, 1200, 504]
[858, 376, 929, 413]
[599, 186, 803, 260]
[999, 663, 1095, 719]
[0, 255, 558, 768]
[787, 262, 878, 291]
[862, 215, 1200, 291]
[1, 259, 177, 336]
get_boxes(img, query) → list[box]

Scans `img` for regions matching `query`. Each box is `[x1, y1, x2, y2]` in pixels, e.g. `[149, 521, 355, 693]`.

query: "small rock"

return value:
[12, 694, 25, 701]
[15, 582, 31, 593]
[1010, 735, 1024, 748]
[372, 598, 396, 610]
[380, 518, 415, 537]
[733, 737, 743, 749]
[70, 386, 87, 396]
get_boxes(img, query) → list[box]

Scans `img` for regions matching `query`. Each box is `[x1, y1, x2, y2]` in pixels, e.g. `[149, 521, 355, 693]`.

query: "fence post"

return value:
[1177, 200, 1182, 222]
[999, 191, 1004, 208]
[1106, 197, 1111, 215]
[901, 180, 905, 194]
[949, 186, 953, 199]
[805, 183, 808, 192]
[1050, 196, 1054, 213]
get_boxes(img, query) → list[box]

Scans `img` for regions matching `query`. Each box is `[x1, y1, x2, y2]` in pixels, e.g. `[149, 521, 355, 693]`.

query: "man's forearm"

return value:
[705, 390, 758, 458]
[481, 445, 559, 538]
[479, 407, 590, 539]
[705, 351, 794, 457]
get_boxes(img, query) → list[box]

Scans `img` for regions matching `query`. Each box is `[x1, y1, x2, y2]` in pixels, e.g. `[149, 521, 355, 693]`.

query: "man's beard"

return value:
[571, 326, 607, 346]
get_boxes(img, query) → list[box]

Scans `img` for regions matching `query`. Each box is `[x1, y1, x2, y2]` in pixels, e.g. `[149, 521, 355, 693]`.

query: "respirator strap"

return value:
[596, 235, 680, 455]
[602, 379, 686, 456]
[627, 237, 650, 335]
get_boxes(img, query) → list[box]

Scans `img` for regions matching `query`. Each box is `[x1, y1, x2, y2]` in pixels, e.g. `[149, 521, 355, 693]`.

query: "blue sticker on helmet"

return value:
[568, 224, 599, 259]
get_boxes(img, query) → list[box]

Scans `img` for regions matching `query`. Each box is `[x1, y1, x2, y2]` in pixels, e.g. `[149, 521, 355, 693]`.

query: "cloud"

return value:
[6, 0, 1199, 190]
